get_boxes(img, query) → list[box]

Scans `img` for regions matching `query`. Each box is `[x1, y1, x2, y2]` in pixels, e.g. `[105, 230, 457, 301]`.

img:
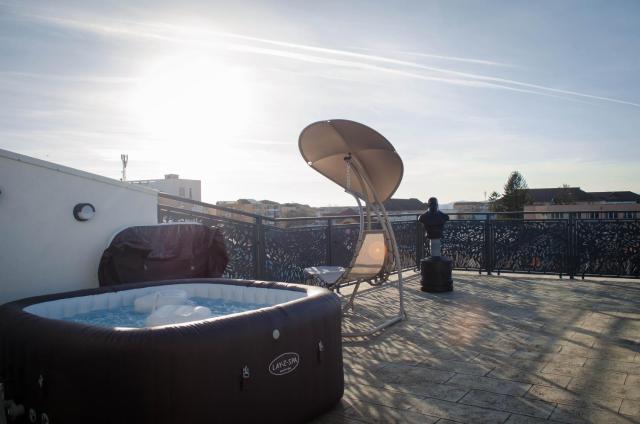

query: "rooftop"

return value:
[383, 198, 427, 211]
[313, 271, 640, 424]
[526, 188, 593, 204]
[524, 188, 640, 205]
[589, 192, 640, 204]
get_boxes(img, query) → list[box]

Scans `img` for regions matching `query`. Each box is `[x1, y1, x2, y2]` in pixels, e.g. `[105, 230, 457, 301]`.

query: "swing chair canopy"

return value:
[298, 120, 403, 203]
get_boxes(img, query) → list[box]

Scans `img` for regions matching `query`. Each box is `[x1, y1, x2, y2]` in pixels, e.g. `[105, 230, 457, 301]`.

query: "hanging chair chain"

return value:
[344, 153, 352, 192]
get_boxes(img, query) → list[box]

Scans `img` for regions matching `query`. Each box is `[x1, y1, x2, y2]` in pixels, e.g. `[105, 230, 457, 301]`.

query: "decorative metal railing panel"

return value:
[330, 224, 360, 268]
[423, 221, 486, 270]
[492, 220, 568, 275]
[264, 225, 328, 282]
[217, 221, 257, 280]
[575, 220, 640, 277]
[391, 221, 419, 269]
[158, 198, 640, 280]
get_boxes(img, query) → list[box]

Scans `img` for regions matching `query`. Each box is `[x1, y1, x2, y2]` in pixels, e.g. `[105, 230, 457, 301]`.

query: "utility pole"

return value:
[121, 154, 128, 181]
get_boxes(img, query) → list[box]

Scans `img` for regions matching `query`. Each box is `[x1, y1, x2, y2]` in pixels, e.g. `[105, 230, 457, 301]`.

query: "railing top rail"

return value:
[158, 204, 258, 226]
[273, 214, 410, 222]
[158, 192, 265, 220]
[159, 193, 639, 222]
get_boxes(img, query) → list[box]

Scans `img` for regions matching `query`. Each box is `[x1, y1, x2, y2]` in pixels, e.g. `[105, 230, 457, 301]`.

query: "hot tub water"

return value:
[61, 297, 269, 328]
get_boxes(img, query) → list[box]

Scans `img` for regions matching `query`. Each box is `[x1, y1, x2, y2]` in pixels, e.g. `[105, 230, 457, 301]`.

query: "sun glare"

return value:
[131, 54, 253, 144]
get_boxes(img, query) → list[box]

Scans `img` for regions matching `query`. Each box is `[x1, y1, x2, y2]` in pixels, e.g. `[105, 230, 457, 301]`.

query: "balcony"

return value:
[157, 193, 640, 422]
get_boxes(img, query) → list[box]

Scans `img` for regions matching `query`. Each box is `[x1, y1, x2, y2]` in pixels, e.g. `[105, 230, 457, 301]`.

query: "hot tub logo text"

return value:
[269, 352, 300, 376]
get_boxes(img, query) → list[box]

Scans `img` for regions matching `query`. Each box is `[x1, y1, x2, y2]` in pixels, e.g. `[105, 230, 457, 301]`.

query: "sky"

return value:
[1, 0, 639, 206]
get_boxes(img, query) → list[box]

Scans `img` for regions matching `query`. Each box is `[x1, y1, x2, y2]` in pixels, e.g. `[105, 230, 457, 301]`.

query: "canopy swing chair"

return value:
[298, 119, 406, 337]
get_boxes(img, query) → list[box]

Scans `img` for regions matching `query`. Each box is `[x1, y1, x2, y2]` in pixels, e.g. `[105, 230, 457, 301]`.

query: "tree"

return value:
[553, 184, 575, 205]
[491, 171, 530, 214]
[488, 191, 502, 212]
[487, 191, 501, 202]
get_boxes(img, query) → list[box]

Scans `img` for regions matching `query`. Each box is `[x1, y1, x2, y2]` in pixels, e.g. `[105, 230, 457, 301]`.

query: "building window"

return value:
[550, 212, 564, 219]
[189, 188, 193, 199]
[179, 187, 185, 197]
[623, 211, 636, 219]
[606, 211, 616, 219]
[589, 212, 599, 219]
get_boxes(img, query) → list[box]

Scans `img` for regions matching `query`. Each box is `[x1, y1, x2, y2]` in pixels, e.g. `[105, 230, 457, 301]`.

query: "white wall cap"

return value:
[0, 148, 158, 196]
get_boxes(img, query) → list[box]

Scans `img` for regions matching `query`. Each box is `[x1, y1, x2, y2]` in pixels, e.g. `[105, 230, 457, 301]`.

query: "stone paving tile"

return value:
[583, 358, 640, 375]
[343, 399, 441, 424]
[352, 349, 423, 366]
[526, 385, 623, 410]
[539, 363, 581, 377]
[505, 413, 563, 423]
[472, 351, 514, 362]
[541, 362, 628, 384]
[594, 341, 640, 353]
[343, 383, 420, 411]
[511, 351, 587, 366]
[488, 366, 571, 388]
[567, 378, 640, 400]
[446, 374, 532, 396]
[344, 367, 386, 388]
[374, 363, 455, 385]
[407, 396, 511, 424]
[620, 399, 640, 417]
[381, 381, 468, 402]
[550, 404, 640, 424]
[429, 349, 484, 362]
[459, 389, 555, 418]
[472, 354, 549, 372]
[343, 356, 387, 371]
[561, 344, 637, 362]
[567, 331, 599, 348]
[627, 374, 640, 385]
[418, 357, 495, 376]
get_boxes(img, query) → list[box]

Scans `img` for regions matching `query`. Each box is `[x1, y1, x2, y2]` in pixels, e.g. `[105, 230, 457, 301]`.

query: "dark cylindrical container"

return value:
[420, 257, 453, 292]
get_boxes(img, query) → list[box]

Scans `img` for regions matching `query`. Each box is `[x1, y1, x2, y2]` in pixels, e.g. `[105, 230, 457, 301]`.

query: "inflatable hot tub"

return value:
[0, 278, 343, 424]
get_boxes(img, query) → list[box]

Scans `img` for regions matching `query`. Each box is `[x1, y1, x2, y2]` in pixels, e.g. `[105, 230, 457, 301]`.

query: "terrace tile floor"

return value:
[311, 271, 640, 424]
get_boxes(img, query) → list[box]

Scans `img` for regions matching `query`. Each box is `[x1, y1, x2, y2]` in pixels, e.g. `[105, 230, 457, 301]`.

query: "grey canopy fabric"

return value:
[298, 119, 404, 203]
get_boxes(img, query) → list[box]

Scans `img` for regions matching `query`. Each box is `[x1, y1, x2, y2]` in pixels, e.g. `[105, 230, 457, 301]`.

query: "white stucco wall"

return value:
[0, 149, 159, 304]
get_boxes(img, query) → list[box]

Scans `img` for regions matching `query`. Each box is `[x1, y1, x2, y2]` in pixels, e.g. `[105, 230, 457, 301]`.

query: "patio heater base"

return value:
[420, 257, 453, 293]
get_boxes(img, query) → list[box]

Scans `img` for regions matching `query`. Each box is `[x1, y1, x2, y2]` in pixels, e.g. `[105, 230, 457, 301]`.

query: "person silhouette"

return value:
[418, 197, 449, 257]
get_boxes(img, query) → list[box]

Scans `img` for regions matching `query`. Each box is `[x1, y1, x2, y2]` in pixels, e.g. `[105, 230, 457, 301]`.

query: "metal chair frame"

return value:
[305, 154, 406, 337]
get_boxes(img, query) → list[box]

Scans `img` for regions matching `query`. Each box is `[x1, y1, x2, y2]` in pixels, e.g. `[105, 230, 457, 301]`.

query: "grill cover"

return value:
[98, 224, 228, 286]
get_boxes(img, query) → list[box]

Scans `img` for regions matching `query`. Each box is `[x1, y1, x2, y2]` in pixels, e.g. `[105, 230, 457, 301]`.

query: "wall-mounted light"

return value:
[73, 203, 95, 221]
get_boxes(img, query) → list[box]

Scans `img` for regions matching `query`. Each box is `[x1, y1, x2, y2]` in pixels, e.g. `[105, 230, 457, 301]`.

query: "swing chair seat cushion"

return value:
[304, 266, 346, 287]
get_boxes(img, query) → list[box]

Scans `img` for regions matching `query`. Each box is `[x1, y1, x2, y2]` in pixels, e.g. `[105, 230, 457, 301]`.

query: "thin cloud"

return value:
[398, 50, 515, 68]
[235, 137, 291, 146]
[344, 47, 516, 68]
[209, 29, 640, 108]
[13, 11, 640, 108]
[0, 71, 138, 84]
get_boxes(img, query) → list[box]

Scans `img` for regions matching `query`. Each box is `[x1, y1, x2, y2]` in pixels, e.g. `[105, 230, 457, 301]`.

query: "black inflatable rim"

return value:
[2, 278, 327, 333]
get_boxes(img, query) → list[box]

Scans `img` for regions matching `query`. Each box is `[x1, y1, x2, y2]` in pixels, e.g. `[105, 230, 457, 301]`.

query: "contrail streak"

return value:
[20, 13, 640, 108]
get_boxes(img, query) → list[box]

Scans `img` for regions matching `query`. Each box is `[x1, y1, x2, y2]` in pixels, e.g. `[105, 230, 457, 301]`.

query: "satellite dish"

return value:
[298, 119, 403, 203]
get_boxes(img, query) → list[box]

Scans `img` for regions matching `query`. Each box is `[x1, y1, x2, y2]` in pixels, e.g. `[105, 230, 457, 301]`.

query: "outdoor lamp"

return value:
[73, 203, 95, 221]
